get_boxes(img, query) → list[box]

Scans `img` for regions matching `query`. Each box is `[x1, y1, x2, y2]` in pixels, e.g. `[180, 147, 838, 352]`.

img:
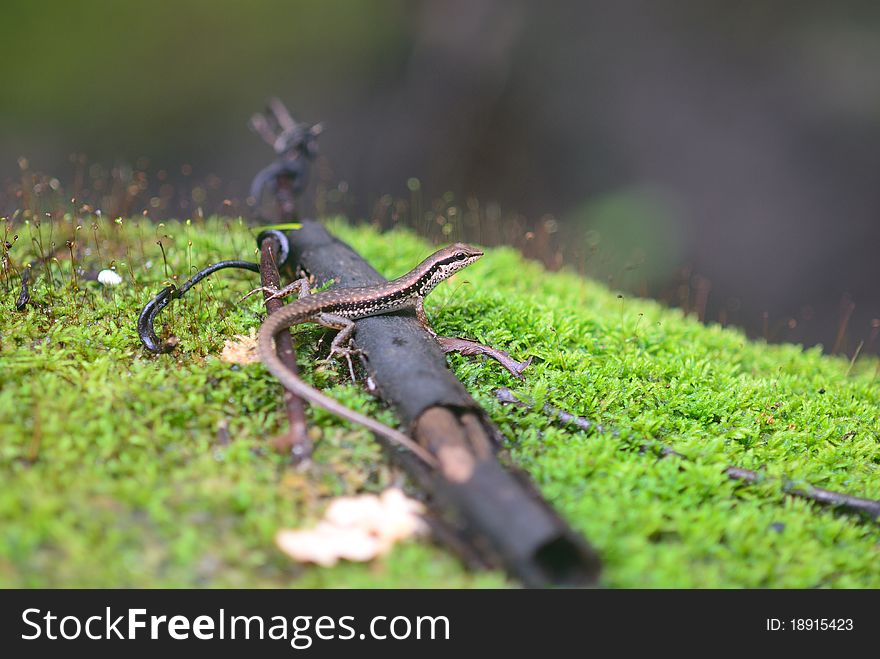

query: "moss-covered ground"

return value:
[1, 216, 878, 587]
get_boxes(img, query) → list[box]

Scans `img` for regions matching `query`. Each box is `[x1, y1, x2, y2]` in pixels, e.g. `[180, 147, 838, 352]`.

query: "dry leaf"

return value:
[275, 488, 427, 567]
[220, 328, 259, 364]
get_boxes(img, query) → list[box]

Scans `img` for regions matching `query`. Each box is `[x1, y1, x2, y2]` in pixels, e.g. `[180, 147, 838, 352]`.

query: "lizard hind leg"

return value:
[316, 313, 361, 383]
[242, 277, 312, 303]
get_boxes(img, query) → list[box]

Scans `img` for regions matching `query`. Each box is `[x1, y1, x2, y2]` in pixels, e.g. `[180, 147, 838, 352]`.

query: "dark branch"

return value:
[283, 220, 602, 587]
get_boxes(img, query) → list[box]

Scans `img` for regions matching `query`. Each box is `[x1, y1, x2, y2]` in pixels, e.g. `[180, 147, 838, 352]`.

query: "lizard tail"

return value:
[257, 309, 437, 466]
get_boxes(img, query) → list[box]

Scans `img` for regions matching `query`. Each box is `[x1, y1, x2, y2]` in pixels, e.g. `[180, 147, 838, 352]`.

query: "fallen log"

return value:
[276, 220, 601, 587]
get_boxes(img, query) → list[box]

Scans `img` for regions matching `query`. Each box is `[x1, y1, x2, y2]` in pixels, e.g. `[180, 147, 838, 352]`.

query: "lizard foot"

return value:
[319, 345, 362, 383]
[240, 285, 279, 302]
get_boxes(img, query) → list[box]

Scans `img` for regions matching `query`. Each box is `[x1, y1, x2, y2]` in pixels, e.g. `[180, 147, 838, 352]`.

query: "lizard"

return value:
[256, 242, 485, 467]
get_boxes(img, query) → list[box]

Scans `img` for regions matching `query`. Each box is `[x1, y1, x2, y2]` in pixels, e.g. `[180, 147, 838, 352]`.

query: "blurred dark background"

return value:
[2, 0, 879, 353]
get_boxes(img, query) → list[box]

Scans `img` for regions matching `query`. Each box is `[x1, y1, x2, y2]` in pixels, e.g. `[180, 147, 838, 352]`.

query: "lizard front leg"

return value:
[415, 297, 438, 337]
[416, 298, 531, 380]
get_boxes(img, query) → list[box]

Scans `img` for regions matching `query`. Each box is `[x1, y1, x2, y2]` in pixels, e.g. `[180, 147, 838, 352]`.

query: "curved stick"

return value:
[137, 259, 260, 353]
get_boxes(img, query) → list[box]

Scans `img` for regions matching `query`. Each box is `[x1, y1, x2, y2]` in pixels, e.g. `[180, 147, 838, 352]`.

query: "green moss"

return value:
[1, 215, 877, 587]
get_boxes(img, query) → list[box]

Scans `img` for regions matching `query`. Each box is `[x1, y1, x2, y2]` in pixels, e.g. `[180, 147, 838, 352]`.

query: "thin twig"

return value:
[16, 265, 31, 310]
[258, 234, 311, 462]
[494, 388, 880, 522]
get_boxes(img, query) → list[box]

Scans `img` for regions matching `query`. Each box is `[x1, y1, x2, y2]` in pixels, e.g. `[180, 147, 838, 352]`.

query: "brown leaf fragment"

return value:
[275, 489, 428, 567]
[220, 328, 259, 364]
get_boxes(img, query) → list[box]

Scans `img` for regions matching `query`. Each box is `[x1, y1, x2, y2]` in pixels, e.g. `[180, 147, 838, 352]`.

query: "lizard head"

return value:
[414, 242, 484, 296]
[433, 242, 484, 279]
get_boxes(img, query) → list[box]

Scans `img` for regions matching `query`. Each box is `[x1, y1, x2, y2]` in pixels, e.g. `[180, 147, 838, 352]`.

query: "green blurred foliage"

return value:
[569, 187, 685, 287]
[1, 215, 878, 586]
[0, 0, 407, 162]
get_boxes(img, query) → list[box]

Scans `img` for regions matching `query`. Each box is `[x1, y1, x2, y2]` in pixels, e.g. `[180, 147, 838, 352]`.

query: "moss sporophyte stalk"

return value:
[1, 217, 878, 587]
